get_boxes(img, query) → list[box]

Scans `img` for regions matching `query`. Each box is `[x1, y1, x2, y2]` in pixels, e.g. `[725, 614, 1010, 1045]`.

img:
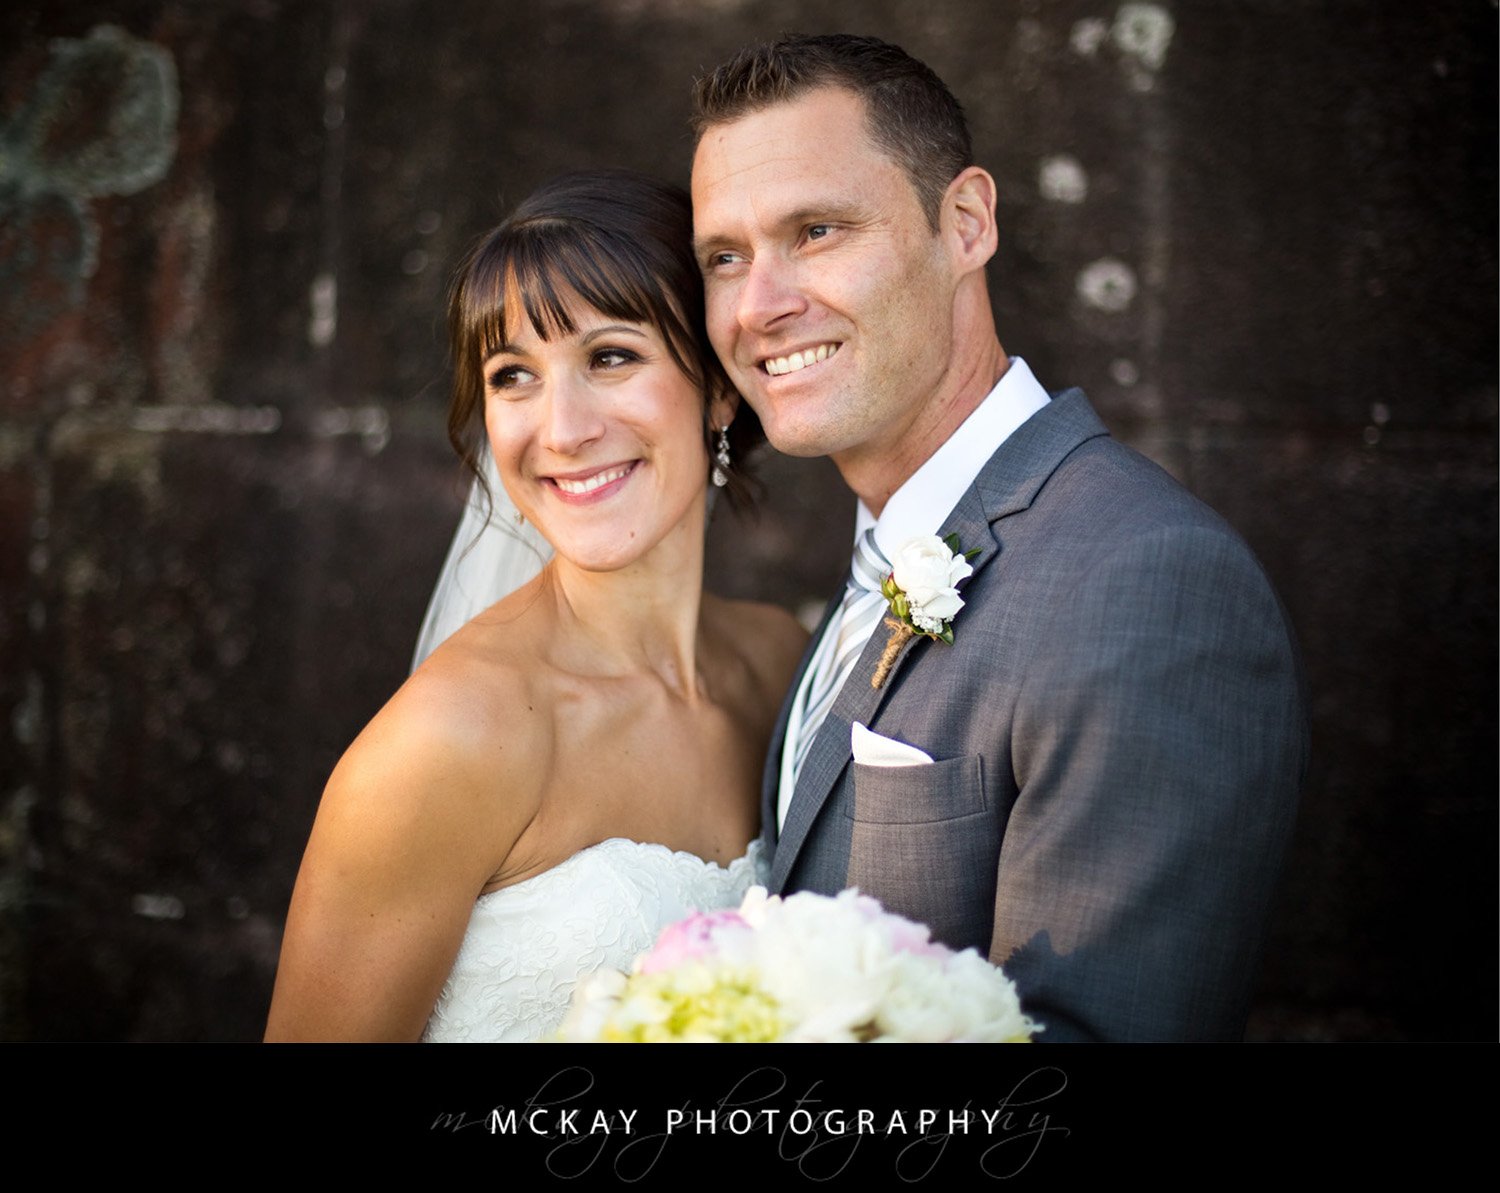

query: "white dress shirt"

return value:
[777, 357, 1051, 829]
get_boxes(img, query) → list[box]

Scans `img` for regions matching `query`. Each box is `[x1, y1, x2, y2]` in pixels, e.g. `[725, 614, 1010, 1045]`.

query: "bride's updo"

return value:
[446, 169, 762, 508]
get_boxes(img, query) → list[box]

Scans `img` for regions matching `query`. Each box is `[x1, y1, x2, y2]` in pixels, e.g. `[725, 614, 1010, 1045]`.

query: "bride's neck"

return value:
[542, 520, 709, 696]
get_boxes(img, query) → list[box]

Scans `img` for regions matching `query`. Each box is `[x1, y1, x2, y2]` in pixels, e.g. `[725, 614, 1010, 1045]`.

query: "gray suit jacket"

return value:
[763, 389, 1307, 1042]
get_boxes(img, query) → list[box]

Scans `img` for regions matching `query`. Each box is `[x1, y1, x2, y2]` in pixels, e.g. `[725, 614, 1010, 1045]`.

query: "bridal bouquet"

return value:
[558, 887, 1039, 1043]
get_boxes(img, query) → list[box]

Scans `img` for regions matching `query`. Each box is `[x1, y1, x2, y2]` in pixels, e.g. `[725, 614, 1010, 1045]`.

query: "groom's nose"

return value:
[734, 253, 809, 335]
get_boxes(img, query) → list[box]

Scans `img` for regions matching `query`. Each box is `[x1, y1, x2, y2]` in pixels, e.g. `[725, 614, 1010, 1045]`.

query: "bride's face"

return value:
[482, 295, 731, 573]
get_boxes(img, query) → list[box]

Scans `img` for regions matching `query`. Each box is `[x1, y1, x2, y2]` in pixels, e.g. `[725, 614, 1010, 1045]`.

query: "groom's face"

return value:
[692, 86, 959, 470]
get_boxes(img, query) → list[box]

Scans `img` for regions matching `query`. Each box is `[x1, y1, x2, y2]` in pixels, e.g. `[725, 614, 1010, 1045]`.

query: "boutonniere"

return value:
[872, 533, 980, 688]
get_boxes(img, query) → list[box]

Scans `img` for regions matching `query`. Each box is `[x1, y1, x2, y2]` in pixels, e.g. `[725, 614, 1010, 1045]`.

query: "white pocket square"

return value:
[851, 721, 934, 767]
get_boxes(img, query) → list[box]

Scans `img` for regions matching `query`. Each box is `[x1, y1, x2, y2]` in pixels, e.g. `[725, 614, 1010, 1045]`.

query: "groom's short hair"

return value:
[691, 34, 973, 232]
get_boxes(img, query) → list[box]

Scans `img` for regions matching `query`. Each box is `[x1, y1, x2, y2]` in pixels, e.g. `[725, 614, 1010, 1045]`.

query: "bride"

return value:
[264, 171, 807, 1041]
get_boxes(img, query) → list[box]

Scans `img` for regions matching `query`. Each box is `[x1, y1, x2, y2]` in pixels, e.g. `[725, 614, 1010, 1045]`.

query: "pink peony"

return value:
[884, 916, 952, 959]
[844, 889, 951, 958]
[637, 908, 749, 975]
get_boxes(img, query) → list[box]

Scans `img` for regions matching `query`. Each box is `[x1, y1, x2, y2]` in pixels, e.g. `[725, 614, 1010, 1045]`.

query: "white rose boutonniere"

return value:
[872, 533, 979, 688]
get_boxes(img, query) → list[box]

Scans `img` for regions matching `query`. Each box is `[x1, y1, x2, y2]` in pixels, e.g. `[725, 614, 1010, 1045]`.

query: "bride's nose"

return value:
[538, 373, 606, 455]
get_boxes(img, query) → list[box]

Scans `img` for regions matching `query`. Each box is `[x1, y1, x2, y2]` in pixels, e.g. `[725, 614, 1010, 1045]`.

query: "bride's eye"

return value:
[592, 347, 641, 370]
[487, 364, 534, 391]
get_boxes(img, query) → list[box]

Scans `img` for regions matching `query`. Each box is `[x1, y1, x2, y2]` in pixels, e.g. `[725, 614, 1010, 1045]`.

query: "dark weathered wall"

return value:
[1, 1, 1493, 1041]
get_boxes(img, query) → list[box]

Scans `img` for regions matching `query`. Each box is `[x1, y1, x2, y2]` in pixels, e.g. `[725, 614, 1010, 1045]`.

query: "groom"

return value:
[690, 35, 1307, 1041]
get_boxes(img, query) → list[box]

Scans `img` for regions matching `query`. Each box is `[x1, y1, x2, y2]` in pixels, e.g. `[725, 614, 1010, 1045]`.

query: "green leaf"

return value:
[942, 533, 961, 554]
[937, 626, 955, 646]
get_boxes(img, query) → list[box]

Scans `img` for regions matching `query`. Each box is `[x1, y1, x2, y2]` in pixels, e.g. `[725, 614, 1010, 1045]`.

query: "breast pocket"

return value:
[844, 754, 987, 824]
[843, 754, 999, 953]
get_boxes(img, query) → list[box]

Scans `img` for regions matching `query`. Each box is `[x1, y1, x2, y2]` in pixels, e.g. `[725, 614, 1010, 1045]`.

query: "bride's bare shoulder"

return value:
[355, 626, 552, 811]
[304, 615, 554, 875]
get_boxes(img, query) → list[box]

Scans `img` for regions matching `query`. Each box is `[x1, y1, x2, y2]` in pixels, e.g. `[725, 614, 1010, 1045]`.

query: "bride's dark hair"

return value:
[447, 169, 762, 509]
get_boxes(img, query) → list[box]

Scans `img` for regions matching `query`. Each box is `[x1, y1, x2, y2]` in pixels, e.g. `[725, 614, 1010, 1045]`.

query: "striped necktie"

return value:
[786, 528, 891, 795]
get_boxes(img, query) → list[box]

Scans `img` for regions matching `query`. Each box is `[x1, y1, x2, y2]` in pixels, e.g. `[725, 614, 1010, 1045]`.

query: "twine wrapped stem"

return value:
[871, 618, 917, 689]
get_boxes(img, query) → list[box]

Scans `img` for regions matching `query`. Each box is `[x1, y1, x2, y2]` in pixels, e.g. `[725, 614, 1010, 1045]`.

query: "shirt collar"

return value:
[855, 357, 1051, 559]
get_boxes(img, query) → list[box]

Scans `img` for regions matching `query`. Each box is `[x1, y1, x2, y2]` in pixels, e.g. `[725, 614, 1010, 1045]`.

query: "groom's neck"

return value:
[838, 341, 1010, 519]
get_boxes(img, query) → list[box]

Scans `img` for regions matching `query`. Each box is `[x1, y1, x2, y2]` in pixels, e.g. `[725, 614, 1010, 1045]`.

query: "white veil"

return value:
[411, 443, 553, 671]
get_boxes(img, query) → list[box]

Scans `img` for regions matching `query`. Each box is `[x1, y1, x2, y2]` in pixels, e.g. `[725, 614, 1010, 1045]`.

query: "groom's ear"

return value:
[943, 166, 999, 274]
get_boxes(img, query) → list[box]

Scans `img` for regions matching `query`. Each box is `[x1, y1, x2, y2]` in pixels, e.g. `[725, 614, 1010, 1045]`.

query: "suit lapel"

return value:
[769, 492, 1002, 889]
[768, 388, 1111, 890]
[970, 388, 1108, 520]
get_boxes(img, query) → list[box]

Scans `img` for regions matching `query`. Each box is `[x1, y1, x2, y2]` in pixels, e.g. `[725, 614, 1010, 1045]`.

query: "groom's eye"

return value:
[806, 224, 833, 241]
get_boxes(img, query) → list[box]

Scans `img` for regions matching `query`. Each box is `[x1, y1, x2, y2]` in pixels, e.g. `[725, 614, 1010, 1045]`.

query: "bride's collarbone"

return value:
[543, 662, 757, 744]
[461, 592, 775, 740]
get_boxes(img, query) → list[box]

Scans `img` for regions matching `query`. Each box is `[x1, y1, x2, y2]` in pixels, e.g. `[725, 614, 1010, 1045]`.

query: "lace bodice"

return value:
[422, 837, 767, 1042]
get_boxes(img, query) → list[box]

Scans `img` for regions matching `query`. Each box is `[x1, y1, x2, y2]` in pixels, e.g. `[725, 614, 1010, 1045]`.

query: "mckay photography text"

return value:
[430, 1064, 1071, 1179]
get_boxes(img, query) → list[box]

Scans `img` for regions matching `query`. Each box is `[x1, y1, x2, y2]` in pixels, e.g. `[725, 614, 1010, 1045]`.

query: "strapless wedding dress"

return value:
[422, 837, 767, 1042]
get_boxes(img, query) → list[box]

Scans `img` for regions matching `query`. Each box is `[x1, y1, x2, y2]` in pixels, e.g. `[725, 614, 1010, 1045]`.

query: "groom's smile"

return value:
[760, 343, 841, 377]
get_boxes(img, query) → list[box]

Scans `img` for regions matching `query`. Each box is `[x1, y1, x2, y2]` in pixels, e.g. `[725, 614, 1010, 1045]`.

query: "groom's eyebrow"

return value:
[694, 201, 869, 258]
[782, 202, 863, 226]
[693, 230, 737, 261]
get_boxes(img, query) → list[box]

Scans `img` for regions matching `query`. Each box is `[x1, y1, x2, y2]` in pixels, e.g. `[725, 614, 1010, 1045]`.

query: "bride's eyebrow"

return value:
[580, 325, 650, 345]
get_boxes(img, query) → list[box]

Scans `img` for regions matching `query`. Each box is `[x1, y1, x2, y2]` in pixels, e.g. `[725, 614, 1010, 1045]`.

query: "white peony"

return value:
[559, 884, 1039, 1043]
[749, 891, 892, 1041]
[878, 949, 1037, 1042]
[558, 966, 628, 1040]
[891, 535, 973, 632]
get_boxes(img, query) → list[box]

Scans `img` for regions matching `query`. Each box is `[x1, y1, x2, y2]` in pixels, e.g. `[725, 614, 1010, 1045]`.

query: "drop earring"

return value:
[711, 425, 731, 488]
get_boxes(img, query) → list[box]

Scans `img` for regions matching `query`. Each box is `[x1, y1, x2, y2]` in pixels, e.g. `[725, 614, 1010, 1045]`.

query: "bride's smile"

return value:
[482, 301, 734, 574]
[545, 460, 638, 501]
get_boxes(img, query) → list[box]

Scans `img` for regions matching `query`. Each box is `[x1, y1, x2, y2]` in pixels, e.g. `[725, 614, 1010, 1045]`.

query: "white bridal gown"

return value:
[422, 838, 766, 1042]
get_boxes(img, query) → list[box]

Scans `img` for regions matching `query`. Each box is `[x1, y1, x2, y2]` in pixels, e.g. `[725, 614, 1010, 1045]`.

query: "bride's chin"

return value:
[541, 533, 645, 575]
[547, 531, 690, 578]
[534, 489, 708, 577]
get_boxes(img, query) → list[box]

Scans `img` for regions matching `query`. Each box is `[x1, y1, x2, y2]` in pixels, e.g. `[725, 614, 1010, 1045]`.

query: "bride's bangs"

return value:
[455, 240, 511, 364]
[462, 222, 699, 393]
[515, 225, 684, 351]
